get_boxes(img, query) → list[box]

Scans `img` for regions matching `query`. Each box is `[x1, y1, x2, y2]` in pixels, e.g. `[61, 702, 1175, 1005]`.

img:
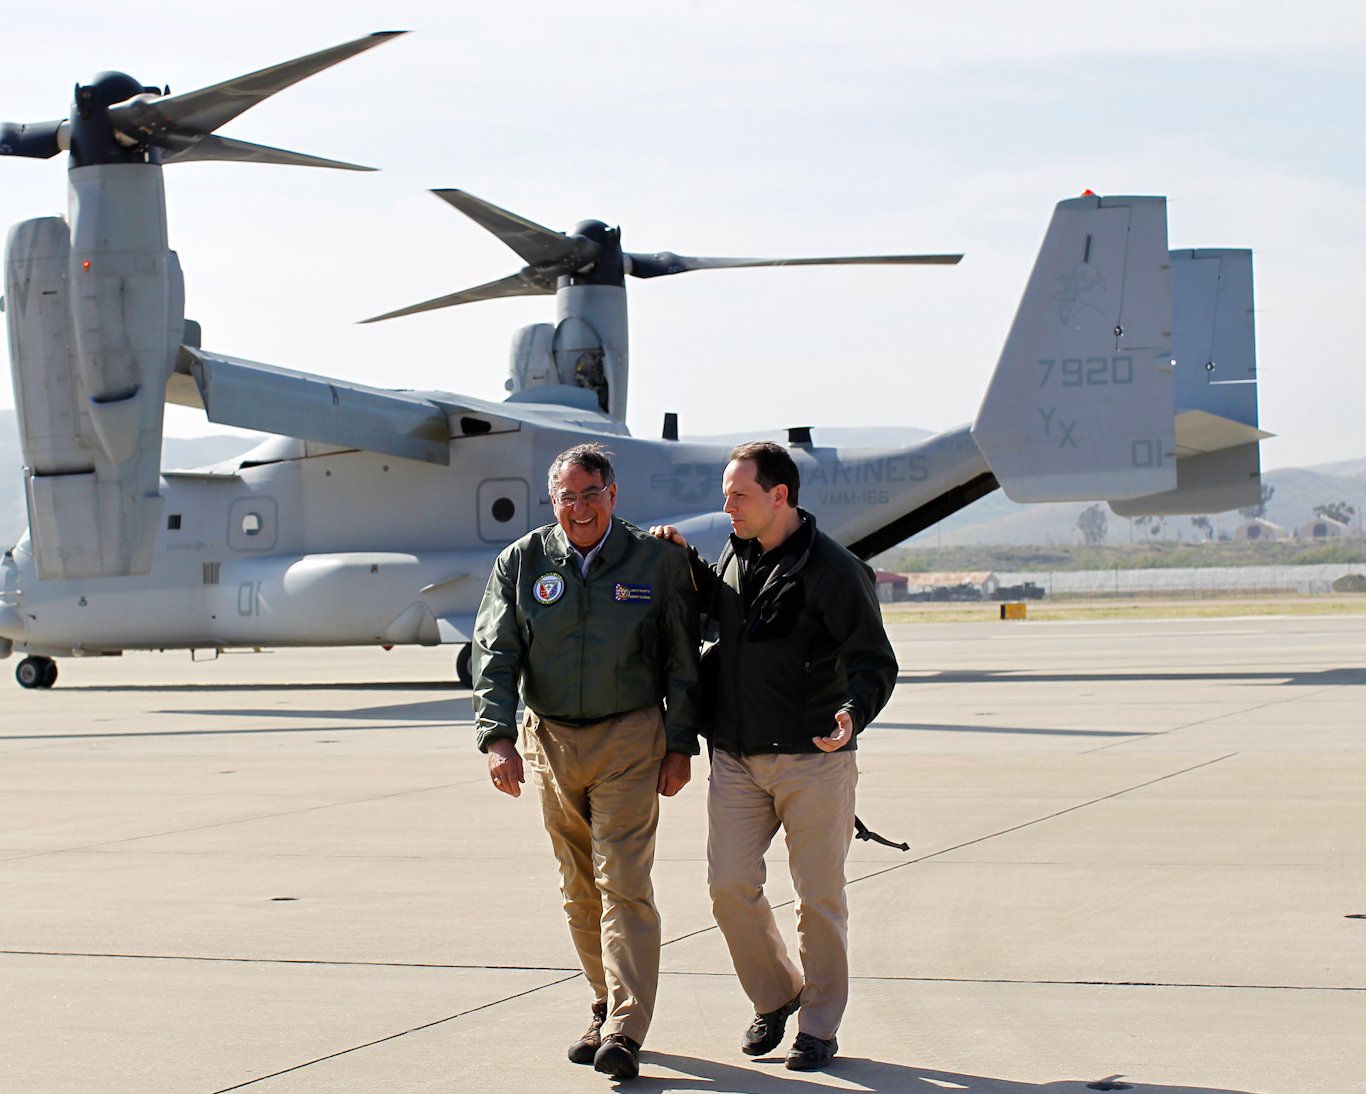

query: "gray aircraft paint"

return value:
[0, 34, 1268, 677]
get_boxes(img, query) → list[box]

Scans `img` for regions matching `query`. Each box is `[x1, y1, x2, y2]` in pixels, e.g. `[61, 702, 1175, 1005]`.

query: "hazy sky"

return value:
[2, 2, 1363, 468]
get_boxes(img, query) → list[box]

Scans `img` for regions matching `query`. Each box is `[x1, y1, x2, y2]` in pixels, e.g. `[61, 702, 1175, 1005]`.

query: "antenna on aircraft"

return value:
[0, 31, 405, 170]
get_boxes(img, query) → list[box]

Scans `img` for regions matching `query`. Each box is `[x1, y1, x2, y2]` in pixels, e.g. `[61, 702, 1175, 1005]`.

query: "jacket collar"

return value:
[546, 515, 630, 573]
[727, 507, 817, 582]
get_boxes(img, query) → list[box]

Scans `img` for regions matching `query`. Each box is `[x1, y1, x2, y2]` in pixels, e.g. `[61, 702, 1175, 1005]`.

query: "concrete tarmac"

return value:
[2, 615, 1364, 1093]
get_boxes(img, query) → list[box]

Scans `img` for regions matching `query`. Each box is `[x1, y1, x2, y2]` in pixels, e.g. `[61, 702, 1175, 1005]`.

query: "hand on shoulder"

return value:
[649, 525, 690, 550]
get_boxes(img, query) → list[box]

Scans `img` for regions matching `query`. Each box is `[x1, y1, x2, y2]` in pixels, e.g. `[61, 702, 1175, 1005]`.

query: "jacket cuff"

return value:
[475, 725, 518, 753]
[839, 699, 867, 734]
[665, 728, 701, 756]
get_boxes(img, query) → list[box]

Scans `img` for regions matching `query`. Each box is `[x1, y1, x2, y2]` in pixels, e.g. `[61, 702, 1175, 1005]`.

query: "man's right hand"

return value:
[487, 739, 525, 797]
[649, 525, 690, 550]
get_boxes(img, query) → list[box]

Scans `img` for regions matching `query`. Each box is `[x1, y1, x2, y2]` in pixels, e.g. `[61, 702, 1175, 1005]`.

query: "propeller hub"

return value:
[562, 221, 622, 289]
[71, 71, 163, 168]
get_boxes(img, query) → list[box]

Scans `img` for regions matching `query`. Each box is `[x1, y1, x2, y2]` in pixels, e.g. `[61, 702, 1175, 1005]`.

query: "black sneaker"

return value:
[593, 1033, 641, 1080]
[785, 1032, 838, 1070]
[568, 1001, 608, 1064]
[741, 991, 802, 1056]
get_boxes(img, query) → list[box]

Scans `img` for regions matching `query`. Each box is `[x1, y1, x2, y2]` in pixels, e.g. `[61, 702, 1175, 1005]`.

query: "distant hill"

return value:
[0, 410, 263, 549]
[901, 464, 1366, 546]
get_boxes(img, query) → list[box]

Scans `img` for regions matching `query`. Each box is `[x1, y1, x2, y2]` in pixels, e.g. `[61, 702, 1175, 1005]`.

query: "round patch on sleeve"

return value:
[533, 572, 566, 604]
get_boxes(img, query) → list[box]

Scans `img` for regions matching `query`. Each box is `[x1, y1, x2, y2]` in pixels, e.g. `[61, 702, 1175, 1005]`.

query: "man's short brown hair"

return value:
[729, 441, 800, 507]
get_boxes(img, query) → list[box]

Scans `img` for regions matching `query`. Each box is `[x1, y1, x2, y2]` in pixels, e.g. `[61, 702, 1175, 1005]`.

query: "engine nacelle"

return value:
[4, 160, 183, 579]
[508, 322, 557, 393]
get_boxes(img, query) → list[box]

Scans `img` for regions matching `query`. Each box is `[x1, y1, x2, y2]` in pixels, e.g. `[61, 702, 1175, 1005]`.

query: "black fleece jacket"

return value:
[688, 509, 898, 755]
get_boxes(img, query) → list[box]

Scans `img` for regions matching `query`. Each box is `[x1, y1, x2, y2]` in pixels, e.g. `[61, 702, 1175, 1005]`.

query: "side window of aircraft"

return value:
[228, 497, 278, 552]
[477, 479, 530, 543]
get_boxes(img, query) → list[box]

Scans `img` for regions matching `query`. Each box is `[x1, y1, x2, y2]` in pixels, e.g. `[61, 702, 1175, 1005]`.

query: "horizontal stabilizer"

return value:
[1174, 409, 1271, 457]
[972, 194, 1176, 503]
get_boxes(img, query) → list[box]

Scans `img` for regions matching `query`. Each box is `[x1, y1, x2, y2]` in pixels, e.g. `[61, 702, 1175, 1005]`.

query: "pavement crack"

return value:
[661, 753, 1236, 949]
[204, 972, 581, 1093]
[0, 949, 578, 972]
[1082, 683, 1350, 753]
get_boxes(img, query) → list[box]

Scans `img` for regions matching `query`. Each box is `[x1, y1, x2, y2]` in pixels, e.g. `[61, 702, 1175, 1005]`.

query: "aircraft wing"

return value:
[177, 347, 454, 464]
[172, 347, 635, 463]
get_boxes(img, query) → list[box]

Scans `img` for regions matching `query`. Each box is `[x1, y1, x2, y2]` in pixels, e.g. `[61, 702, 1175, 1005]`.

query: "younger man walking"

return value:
[654, 441, 897, 1070]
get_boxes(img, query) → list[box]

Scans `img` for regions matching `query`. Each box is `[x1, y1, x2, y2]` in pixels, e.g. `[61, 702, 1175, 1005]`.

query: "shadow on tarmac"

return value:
[637, 1054, 1261, 1093]
[899, 668, 1366, 687]
[52, 680, 464, 692]
[870, 723, 1140, 737]
[0, 698, 474, 740]
[156, 698, 467, 722]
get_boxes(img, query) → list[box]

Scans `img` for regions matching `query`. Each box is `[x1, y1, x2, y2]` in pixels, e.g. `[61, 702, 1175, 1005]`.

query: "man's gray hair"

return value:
[548, 443, 617, 494]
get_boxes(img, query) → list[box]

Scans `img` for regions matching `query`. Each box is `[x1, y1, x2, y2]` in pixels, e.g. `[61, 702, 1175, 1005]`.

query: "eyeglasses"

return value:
[553, 488, 607, 507]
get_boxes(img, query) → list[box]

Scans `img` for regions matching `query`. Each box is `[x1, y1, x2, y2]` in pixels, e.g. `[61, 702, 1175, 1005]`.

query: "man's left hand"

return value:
[813, 710, 854, 752]
[657, 751, 692, 796]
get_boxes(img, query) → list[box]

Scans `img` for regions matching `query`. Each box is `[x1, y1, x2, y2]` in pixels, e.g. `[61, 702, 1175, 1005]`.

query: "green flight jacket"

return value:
[473, 517, 702, 755]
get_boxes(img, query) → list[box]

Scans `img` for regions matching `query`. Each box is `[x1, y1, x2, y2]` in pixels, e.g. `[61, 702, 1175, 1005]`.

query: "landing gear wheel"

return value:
[16, 656, 56, 689]
[455, 644, 473, 689]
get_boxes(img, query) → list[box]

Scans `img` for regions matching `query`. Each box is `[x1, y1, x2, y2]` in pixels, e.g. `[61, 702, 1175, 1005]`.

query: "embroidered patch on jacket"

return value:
[614, 583, 652, 603]
[533, 573, 566, 604]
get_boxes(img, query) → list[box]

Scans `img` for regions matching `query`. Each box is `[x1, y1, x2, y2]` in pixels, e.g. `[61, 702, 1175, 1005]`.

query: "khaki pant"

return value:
[707, 748, 858, 1042]
[522, 705, 666, 1045]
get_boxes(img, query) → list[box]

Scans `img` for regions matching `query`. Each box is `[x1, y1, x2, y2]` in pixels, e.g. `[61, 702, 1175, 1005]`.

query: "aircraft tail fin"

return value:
[972, 194, 1176, 504]
[972, 197, 1268, 517]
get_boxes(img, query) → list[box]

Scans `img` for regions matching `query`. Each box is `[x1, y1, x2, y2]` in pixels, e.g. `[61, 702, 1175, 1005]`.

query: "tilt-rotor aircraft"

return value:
[0, 33, 1269, 689]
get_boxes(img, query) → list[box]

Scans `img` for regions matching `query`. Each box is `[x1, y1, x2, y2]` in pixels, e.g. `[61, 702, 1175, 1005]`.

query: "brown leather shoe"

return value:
[593, 1033, 641, 1080]
[568, 1001, 607, 1064]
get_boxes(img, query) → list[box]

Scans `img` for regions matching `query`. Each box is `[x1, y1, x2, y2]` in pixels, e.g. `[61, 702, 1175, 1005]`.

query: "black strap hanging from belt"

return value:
[853, 815, 909, 852]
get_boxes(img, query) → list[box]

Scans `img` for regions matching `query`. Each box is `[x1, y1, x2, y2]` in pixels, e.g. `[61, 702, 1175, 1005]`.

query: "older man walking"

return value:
[473, 442, 700, 1081]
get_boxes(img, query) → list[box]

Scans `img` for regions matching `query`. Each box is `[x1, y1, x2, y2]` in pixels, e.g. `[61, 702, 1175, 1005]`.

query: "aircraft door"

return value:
[477, 479, 530, 543]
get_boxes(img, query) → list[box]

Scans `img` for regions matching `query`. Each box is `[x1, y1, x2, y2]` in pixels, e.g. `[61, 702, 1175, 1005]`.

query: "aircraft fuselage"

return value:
[0, 422, 989, 658]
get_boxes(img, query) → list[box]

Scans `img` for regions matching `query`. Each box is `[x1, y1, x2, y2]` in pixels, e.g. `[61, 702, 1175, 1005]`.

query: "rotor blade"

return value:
[626, 251, 964, 278]
[0, 119, 65, 159]
[161, 134, 375, 170]
[108, 31, 405, 143]
[359, 271, 554, 324]
[431, 189, 598, 269]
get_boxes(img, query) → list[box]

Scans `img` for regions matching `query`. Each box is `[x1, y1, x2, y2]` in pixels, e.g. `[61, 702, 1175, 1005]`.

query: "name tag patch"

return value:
[533, 573, 566, 604]
[614, 583, 652, 603]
